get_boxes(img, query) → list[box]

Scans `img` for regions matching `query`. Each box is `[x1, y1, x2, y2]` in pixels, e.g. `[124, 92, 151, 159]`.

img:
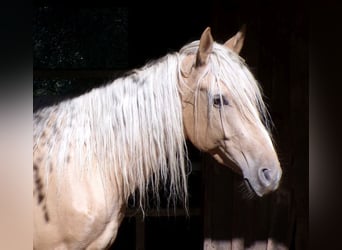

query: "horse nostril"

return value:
[262, 168, 272, 182]
[258, 167, 282, 191]
[259, 168, 273, 187]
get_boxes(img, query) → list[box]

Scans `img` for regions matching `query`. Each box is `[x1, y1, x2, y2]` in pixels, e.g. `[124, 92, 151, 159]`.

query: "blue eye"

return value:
[213, 94, 229, 108]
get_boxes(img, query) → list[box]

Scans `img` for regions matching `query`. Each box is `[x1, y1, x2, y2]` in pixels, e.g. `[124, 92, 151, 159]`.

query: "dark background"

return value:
[33, 1, 308, 250]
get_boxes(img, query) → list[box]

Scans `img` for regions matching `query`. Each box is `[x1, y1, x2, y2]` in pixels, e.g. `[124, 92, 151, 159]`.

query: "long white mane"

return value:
[34, 53, 189, 211]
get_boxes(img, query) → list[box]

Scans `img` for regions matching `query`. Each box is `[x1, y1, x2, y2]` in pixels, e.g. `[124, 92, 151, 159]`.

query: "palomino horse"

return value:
[33, 27, 282, 249]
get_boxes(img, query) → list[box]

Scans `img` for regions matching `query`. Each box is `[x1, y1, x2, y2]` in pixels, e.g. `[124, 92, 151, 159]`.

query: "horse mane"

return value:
[34, 53, 189, 213]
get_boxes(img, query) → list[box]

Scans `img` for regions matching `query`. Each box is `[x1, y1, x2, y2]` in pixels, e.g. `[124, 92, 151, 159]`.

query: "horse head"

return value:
[179, 27, 282, 196]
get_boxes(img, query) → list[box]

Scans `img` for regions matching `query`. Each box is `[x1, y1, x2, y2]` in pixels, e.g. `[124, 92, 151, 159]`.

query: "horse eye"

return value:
[213, 94, 229, 108]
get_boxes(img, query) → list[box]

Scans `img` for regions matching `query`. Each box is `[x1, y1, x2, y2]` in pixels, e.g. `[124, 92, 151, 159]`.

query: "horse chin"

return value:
[243, 174, 280, 197]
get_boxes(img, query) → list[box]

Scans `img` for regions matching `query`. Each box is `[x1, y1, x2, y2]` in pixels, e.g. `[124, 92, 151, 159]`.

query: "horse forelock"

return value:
[179, 40, 273, 135]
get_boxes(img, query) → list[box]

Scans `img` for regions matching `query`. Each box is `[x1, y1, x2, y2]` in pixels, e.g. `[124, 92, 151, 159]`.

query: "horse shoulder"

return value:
[34, 163, 125, 249]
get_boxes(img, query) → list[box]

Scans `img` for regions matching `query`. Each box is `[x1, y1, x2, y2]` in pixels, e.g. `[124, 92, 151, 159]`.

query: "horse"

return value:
[33, 26, 282, 249]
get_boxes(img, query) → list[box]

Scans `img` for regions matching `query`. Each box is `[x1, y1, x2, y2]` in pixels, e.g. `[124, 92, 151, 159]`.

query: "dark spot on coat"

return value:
[41, 131, 46, 139]
[33, 165, 51, 222]
[131, 74, 139, 84]
[131, 74, 146, 86]
[38, 194, 44, 204]
[34, 113, 44, 124]
[33, 164, 45, 205]
[44, 212, 50, 222]
[35, 178, 43, 191]
[53, 124, 58, 135]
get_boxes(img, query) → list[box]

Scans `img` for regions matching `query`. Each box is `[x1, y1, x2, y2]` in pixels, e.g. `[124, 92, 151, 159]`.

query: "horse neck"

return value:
[79, 55, 188, 204]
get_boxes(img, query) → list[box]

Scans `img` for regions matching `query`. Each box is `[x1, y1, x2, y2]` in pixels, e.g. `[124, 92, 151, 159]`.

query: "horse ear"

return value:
[196, 27, 214, 66]
[224, 24, 246, 54]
